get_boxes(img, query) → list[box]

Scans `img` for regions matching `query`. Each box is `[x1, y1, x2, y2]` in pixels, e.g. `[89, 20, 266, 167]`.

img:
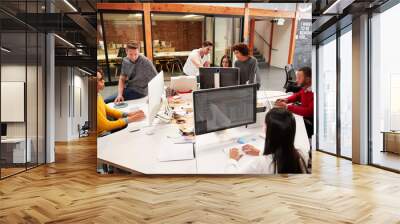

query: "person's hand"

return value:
[275, 101, 288, 109]
[127, 110, 142, 117]
[242, 144, 260, 156]
[229, 148, 242, 161]
[127, 110, 145, 123]
[275, 98, 287, 104]
[204, 61, 210, 67]
[114, 95, 124, 104]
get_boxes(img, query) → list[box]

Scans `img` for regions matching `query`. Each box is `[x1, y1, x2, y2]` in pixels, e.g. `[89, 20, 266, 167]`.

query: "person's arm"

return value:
[287, 98, 314, 117]
[114, 75, 127, 103]
[190, 52, 202, 68]
[105, 103, 125, 119]
[147, 58, 158, 79]
[97, 98, 127, 134]
[250, 60, 261, 89]
[97, 108, 127, 133]
[225, 156, 271, 174]
[286, 91, 301, 103]
[203, 54, 211, 67]
[254, 61, 261, 90]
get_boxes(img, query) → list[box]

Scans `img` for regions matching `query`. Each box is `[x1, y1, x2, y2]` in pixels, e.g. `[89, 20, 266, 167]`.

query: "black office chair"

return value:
[78, 121, 90, 138]
[283, 64, 301, 93]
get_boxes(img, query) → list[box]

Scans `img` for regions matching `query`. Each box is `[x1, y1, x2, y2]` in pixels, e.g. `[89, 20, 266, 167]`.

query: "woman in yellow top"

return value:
[97, 69, 145, 136]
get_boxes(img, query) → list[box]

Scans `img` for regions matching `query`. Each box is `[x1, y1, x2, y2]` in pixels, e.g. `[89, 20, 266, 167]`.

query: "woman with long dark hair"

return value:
[226, 108, 307, 174]
[220, 55, 232, 68]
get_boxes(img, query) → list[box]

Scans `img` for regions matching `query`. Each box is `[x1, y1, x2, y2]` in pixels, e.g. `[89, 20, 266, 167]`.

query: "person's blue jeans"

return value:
[104, 88, 145, 104]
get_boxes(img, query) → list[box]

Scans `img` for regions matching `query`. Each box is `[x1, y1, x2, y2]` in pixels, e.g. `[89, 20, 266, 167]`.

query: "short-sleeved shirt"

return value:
[183, 49, 210, 77]
[121, 55, 158, 96]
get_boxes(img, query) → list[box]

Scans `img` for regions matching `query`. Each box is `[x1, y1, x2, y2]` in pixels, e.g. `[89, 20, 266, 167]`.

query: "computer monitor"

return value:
[1, 123, 6, 137]
[199, 67, 240, 89]
[148, 71, 165, 126]
[193, 84, 257, 135]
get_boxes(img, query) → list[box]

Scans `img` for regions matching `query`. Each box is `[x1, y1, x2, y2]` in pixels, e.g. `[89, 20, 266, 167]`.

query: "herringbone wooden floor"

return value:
[1, 136, 400, 224]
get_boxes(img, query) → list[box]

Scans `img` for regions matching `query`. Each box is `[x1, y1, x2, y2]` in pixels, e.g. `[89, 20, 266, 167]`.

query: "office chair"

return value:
[283, 64, 301, 93]
[78, 121, 90, 138]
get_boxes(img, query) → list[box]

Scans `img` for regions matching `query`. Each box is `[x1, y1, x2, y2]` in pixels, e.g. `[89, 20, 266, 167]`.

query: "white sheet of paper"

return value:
[158, 138, 194, 162]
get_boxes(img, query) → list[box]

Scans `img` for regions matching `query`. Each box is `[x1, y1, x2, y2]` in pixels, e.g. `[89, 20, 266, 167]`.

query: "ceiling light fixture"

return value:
[54, 34, 75, 48]
[1, 47, 11, 53]
[183, 14, 198, 18]
[323, 0, 355, 15]
[78, 67, 92, 76]
[63, 0, 78, 12]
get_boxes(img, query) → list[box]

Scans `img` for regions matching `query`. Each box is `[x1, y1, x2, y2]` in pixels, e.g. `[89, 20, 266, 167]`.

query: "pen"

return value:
[130, 129, 140, 133]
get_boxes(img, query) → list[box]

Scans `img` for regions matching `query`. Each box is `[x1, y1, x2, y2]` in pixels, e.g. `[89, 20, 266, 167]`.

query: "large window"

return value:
[214, 17, 242, 66]
[370, 3, 400, 171]
[339, 27, 352, 158]
[151, 13, 205, 78]
[150, 14, 242, 79]
[97, 12, 145, 84]
[317, 36, 337, 154]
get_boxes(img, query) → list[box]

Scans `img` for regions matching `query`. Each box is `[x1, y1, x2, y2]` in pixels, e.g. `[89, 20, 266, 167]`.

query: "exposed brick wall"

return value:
[152, 21, 203, 51]
[102, 20, 203, 51]
[103, 22, 144, 44]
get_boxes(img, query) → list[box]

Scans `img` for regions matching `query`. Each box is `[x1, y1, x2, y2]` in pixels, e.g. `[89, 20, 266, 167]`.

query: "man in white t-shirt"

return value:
[183, 41, 213, 80]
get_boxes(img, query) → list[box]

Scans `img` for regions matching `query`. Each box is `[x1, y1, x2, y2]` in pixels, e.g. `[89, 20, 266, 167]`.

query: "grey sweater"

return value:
[234, 56, 261, 89]
[121, 55, 158, 96]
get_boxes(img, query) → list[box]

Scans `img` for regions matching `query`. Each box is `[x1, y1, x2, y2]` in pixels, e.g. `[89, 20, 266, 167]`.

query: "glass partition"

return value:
[27, 31, 38, 169]
[317, 36, 337, 155]
[214, 17, 234, 66]
[0, 2, 46, 179]
[370, 4, 400, 171]
[151, 13, 205, 78]
[1, 31, 28, 178]
[98, 12, 145, 83]
[339, 28, 352, 158]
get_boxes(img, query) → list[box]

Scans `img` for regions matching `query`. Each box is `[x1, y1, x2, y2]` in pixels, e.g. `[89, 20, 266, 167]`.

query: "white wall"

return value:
[254, 20, 271, 63]
[54, 67, 89, 141]
[270, 20, 292, 69]
[1, 64, 46, 164]
[253, 19, 292, 69]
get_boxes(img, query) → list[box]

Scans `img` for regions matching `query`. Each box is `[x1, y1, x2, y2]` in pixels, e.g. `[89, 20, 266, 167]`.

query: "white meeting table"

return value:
[97, 91, 310, 174]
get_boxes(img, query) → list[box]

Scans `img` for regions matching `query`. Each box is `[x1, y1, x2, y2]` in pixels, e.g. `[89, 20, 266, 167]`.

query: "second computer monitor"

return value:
[193, 84, 257, 135]
[199, 67, 240, 89]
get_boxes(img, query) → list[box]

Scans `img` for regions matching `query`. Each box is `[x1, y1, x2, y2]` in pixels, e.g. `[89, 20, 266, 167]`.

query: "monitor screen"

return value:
[1, 123, 7, 137]
[193, 84, 257, 135]
[148, 71, 165, 125]
[199, 67, 239, 89]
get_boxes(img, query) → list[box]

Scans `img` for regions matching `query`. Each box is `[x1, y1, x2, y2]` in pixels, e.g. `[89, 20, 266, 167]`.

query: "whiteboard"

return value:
[1, 82, 25, 122]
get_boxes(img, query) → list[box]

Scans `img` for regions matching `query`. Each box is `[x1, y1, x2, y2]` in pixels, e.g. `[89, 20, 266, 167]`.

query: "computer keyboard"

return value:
[223, 143, 257, 156]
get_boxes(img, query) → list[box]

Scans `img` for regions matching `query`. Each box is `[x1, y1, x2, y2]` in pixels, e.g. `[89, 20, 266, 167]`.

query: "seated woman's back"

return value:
[264, 108, 306, 174]
[226, 108, 307, 174]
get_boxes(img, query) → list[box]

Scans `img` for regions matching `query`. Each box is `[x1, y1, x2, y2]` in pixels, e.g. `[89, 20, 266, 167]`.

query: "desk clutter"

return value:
[97, 71, 311, 174]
